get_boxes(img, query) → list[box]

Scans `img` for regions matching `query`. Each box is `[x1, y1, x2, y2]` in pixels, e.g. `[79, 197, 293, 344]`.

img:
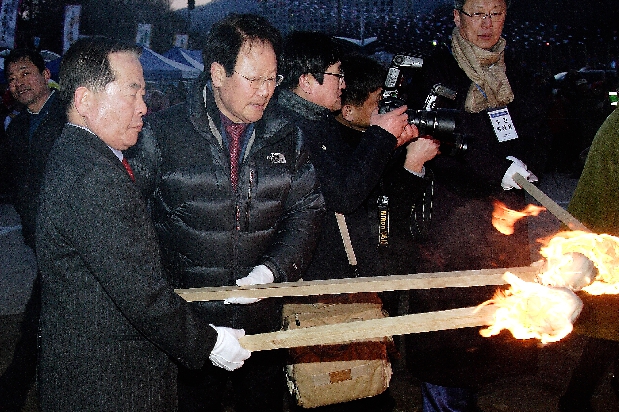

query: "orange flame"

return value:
[537, 231, 619, 295]
[492, 200, 546, 235]
[478, 272, 582, 344]
[480, 231, 619, 343]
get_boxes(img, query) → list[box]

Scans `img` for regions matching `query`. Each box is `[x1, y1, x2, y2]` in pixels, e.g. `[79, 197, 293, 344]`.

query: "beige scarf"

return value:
[451, 27, 514, 113]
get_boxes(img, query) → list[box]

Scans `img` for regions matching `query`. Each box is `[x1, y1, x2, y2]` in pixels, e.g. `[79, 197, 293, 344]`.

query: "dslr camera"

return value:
[379, 54, 467, 156]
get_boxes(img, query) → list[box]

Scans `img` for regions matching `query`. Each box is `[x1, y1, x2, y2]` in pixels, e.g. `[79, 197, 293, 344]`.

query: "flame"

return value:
[480, 231, 619, 344]
[537, 231, 619, 295]
[478, 272, 582, 344]
[492, 200, 546, 235]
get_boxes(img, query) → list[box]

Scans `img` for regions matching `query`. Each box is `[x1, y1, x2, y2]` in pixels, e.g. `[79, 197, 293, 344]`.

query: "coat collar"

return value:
[187, 75, 295, 156]
[277, 89, 330, 121]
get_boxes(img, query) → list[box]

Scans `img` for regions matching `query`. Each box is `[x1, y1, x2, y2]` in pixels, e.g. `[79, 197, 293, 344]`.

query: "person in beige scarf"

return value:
[406, 1, 550, 411]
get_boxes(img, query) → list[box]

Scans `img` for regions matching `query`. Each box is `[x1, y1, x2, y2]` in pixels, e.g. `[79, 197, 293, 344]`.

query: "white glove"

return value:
[501, 156, 538, 190]
[224, 264, 274, 305]
[209, 324, 251, 371]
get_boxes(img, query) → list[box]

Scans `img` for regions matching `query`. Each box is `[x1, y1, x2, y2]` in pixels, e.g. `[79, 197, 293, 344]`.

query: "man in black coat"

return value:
[36, 37, 249, 411]
[276, 31, 417, 282]
[335, 53, 439, 283]
[127, 14, 324, 412]
[0, 48, 66, 411]
[405, 0, 549, 410]
[4, 48, 65, 250]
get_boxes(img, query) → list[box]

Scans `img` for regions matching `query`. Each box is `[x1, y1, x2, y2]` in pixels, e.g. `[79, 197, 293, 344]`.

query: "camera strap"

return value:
[335, 212, 358, 267]
[410, 170, 434, 241]
[377, 195, 390, 246]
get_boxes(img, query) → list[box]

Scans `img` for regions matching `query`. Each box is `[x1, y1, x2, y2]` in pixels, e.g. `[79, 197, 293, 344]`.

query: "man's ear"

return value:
[211, 62, 227, 87]
[341, 104, 356, 122]
[73, 86, 91, 118]
[453, 9, 462, 28]
[42, 68, 51, 82]
[298, 73, 315, 95]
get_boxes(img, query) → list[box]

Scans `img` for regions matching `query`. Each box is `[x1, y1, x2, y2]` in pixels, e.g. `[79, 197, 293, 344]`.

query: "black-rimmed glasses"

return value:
[319, 72, 345, 82]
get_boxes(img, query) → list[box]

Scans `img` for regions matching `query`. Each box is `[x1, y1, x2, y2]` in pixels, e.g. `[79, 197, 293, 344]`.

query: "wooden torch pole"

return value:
[176, 266, 539, 302]
[239, 305, 496, 351]
[512, 173, 590, 232]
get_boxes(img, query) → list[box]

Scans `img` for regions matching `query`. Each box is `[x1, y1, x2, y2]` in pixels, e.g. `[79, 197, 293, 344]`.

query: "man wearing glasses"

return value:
[406, 0, 549, 410]
[277, 31, 417, 284]
[127, 13, 324, 412]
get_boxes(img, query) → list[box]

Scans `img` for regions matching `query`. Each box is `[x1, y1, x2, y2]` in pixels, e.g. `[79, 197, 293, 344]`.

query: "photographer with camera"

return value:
[277, 31, 421, 283]
[405, 0, 550, 411]
[336, 53, 439, 286]
[277, 33, 438, 412]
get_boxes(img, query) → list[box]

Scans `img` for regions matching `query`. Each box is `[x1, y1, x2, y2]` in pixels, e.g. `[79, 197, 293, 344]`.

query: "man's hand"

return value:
[370, 105, 417, 147]
[501, 156, 538, 190]
[224, 265, 274, 305]
[209, 325, 251, 371]
[403, 136, 440, 173]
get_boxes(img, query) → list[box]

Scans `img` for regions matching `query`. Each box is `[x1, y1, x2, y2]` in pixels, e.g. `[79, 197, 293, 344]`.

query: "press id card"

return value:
[488, 107, 519, 142]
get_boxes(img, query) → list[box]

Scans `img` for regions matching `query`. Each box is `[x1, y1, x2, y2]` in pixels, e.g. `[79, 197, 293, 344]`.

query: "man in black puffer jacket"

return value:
[127, 14, 324, 412]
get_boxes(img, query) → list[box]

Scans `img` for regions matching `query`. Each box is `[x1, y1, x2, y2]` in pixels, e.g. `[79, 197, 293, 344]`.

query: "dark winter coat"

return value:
[127, 81, 324, 334]
[37, 125, 216, 411]
[276, 90, 427, 281]
[6, 91, 66, 249]
[406, 45, 547, 387]
[336, 120, 434, 277]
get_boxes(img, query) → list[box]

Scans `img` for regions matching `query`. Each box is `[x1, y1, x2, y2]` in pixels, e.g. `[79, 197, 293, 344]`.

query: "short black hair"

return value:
[339, 53, 386, 107]
[279, 31, 341, 90]
[202, 13, 281, 80]
[3, 48, 46, 80]
[59, 37, 141, 109]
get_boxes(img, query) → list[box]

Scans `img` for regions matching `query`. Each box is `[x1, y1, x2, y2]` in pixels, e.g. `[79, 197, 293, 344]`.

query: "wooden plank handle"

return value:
[512, 173, 590, 232]
[176, 266, 539, 302]
[239, 305, 496, 351]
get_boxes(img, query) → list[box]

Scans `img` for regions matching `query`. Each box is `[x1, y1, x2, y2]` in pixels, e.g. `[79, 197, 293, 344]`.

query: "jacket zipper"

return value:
[246, 169, 254, 229]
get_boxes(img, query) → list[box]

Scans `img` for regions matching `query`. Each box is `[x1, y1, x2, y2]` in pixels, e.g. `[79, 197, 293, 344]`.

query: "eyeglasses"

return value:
[319, 72, 345, 82]
[459, 10, 506, 22]
[234, 71, 284, 89]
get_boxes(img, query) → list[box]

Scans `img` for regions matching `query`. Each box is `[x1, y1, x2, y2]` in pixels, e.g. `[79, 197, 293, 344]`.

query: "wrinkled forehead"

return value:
[234, 40, 277, 71]
[7, 57, 39, 75]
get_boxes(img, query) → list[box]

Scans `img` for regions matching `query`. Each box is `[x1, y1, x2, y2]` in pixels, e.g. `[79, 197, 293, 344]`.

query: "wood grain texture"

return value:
[239, 305, 496, 351]
[175, 266, 540, 302]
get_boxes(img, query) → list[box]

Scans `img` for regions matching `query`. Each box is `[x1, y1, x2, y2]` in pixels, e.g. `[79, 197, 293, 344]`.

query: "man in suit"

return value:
[36, 37, 250, 411]
[0, 48, 66, 411]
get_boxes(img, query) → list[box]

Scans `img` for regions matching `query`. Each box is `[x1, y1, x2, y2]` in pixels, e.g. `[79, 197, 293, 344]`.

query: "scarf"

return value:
[451, 27, 514, 113]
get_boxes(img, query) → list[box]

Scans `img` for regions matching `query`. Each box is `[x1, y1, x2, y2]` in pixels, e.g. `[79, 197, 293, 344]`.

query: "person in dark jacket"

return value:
[0, 48, 66, 411]
[321, 53, 440, 412]
[405, 0, 549, 411]
[4, 48, 65, 250]
[277, 31, 417, 283]
[335, 52, 439, 304]
[37, 37, 249, 411]
[127, 14, 324, 412]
